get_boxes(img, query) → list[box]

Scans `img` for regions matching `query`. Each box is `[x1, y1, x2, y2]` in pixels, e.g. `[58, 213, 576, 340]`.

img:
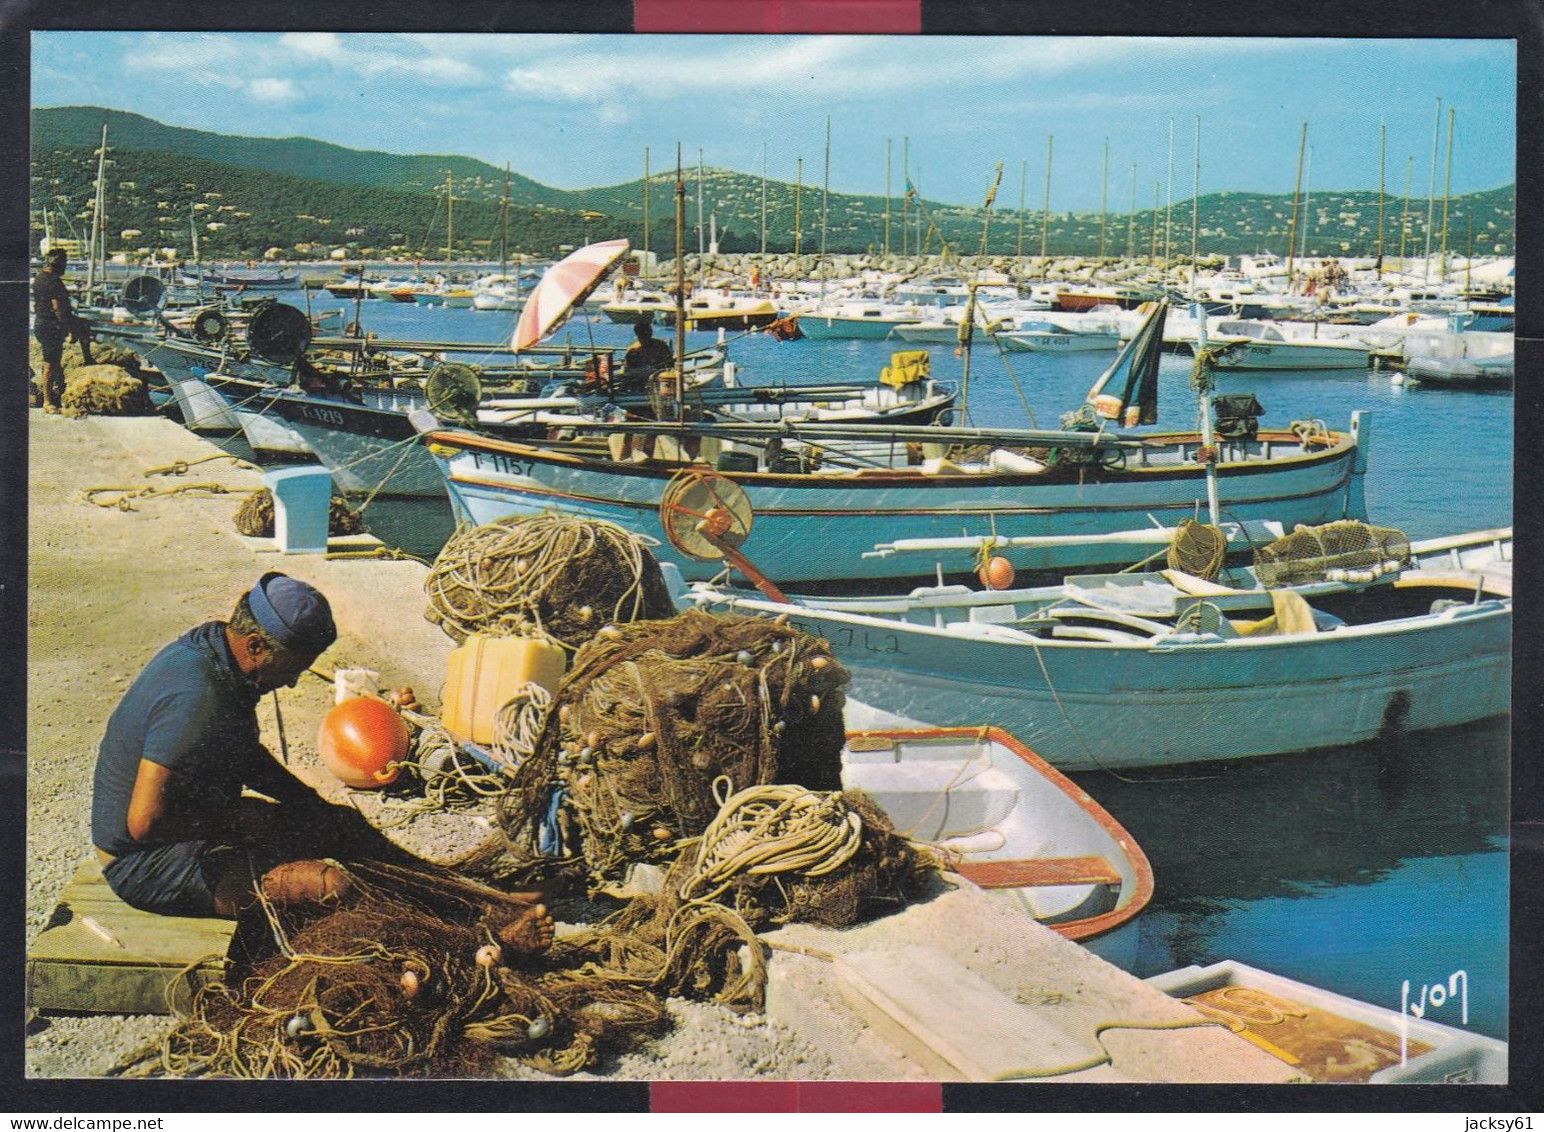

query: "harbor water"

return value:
[265, 292, 1511, 1039]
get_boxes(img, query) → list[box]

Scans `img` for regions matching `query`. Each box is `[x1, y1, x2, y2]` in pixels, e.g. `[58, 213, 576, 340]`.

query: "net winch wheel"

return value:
[119, 275, 166, 315]
[188, 306, 229, 344]
[246, 302, 313, 365]
[658, 470, 789, 603]
[659, 469, 753, 561]
[424, 362, 483, 423]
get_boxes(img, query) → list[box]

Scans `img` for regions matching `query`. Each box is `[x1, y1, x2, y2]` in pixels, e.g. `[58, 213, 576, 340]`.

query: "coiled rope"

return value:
[678, 778, 864, 907]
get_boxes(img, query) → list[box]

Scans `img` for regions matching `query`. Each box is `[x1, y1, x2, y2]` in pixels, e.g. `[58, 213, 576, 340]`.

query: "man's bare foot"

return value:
[495, 903, 555, 955]
[261, 859, 354, 907]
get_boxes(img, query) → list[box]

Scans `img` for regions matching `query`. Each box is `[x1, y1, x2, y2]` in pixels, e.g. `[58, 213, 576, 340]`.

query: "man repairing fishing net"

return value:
[90, 572, 555, 953]
[32, 247, 94, 413]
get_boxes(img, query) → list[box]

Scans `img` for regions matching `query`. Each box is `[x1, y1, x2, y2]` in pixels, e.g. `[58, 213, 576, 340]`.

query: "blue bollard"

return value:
[264, 465, 334, 554]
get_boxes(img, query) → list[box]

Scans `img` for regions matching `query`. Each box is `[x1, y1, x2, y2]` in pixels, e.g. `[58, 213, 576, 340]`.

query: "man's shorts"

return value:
[33, 320, 66, 367]
[102, 840, 273, 917]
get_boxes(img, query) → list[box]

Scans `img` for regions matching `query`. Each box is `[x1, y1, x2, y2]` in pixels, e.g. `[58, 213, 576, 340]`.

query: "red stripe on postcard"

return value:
[634, 0, 922, 34]
[650, 1081, 942, 1112]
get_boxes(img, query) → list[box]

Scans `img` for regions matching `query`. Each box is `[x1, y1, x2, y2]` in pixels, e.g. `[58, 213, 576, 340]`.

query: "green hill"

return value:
[30, 106, 1515, 262]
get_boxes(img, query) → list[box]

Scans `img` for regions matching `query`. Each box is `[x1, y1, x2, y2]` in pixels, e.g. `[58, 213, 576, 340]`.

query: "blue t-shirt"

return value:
[91, 622, 270, 856]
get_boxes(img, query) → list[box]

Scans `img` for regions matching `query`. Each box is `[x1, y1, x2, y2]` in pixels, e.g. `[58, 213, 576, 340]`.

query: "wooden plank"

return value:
[835, 946, 1129, 1082]
[27, 857, 235, 1015]
[956, 856, 1122, 890]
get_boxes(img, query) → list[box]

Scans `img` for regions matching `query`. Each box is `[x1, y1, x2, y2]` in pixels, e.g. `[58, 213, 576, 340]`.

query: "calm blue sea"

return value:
[286, 292, 1513, 1039]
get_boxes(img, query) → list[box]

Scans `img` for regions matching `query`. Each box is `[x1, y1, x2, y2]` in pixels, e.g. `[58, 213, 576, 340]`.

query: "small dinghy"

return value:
[842, 726, 1153, 969]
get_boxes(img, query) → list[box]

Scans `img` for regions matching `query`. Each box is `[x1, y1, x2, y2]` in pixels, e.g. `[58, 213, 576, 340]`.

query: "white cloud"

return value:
[271, 31, 484, 86]
[121, 32, 246, 73]
[278, 31, 345, 61]
[248, 77, 300, 105]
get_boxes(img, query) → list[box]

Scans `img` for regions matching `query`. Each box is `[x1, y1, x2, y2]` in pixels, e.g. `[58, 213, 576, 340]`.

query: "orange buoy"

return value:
[317, 696, 408, 789]
[978, 555, 1015, 591]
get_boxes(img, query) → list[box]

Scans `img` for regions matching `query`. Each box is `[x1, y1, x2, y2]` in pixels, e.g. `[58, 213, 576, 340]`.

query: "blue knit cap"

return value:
[247, 572, 336, 655]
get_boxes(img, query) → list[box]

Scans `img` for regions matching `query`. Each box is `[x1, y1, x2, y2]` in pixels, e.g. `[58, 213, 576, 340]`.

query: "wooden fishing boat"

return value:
[421, 295, 1373, 588]
[684, 527, 1511, 770]
[843, 727, 1153, 969]
[258, 358, 957, 555]
[423, 410, 1370, 588]
[178, 265, 300, 291]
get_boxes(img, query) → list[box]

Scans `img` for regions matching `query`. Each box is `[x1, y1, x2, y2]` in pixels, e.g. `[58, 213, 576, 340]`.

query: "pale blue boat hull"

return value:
[693, 583, 1510, 770]
[430, 416, 1370, 587]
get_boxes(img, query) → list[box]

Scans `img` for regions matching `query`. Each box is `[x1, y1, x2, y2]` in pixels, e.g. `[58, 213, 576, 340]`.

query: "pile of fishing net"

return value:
[424, 513, 677, 649]
[616, 782, 924, 934]
[233, 487, 367, 539]
[60, 365, 154, 417]
[1254, 520, 1410, 587]
[121, 860, 702, 1079]
[498, 610, 863, 885]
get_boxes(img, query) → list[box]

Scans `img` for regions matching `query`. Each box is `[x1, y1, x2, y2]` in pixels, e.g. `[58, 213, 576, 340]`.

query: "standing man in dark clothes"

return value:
[621, 316, 674, 393]
[92, 573, 414, 918]
[32, 247, 94, 413]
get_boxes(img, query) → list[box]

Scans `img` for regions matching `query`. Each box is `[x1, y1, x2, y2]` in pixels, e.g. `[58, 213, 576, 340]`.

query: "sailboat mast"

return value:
[820, 116, 830, 300]
[1285, 121, 1307, 290]
[901, 137, 909, 260]
[643, 146, 650, 263]
[1098, 138, 1108, 265]
[1190, 116, 1200, 293]
[1039, 134, 1052, 269]
[190, 203, 202, 297]
[1423, 96, 1442, 282]
[1151, 180, 1161, 262]
[1164, 118, 1174, 267]
[1126, 162, 1137, 260]
[696, 150, 705, 277]
[1017, 157, 1026, 260]
[1439, 104, 1455, 284]
[1300, 144, 1314, 262]
[444, 172, 453, 272]
[794, 158, 802, 257]
[885, 139, 893, 258]
[86, 121, 107, 301]
[760, 144, 768, 258]
[500, 164, 510, 277]
[1398, 154, 1413, 268]
[1376, 121, 1386, 274]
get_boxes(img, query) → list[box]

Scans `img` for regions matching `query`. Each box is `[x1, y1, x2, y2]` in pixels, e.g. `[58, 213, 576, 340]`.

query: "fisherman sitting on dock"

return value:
[90, 573, 554, 954]
[621, 317, 673, 394]
[32, 247, 94, 413]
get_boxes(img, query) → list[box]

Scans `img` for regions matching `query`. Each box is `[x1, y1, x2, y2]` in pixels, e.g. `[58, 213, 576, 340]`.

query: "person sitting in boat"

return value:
[32, 247, 94, 413]
[622, 317, 673, 393]
[89, 572, 556, 953]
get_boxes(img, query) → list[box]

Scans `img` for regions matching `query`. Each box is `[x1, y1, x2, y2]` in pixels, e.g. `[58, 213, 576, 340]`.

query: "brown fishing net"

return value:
[120, 617, 927, 1080]
[60, 365, 154, 417]
[497, 609, 853, 885]
[233, 487, 367, 539]
[424, 513, 678, 649]
[1254, 520, 1411, 587]
[128, 859, 694, 1079]
[613, 786, 922, 935]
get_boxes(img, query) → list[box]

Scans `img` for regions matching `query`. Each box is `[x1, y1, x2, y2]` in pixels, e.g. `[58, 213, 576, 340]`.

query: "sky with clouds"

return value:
[32, 32, 1515, 210]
